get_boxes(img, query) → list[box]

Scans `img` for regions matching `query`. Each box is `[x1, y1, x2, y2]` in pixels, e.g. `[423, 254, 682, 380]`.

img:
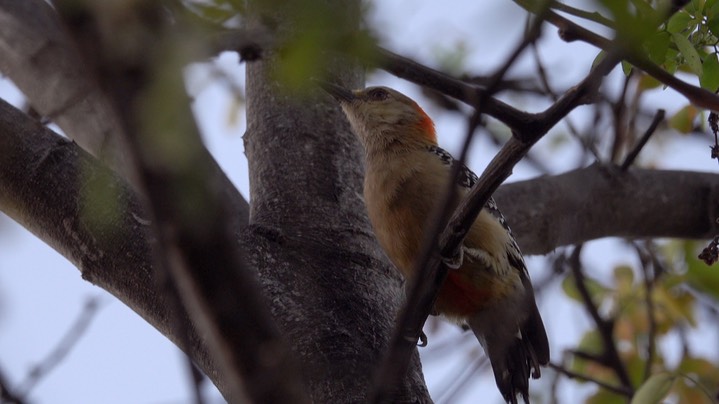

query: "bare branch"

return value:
[549, 1, 615, 28]
[51, 1, 306, 402]
[517, 1, 719, 111]
[635, 242, 659, 382]
[376, 47, 536, 133]
[567, 245, 633, 392]
[497, 164, 719, 255]
[621, 109, 665, 170]
[0, 96, 231, 397]
[0, 365, 24, 404]
[530, 42, 602, 162]
[549, 362, 633, 397]
[15, 297, 104, 397]
[0, 0, 250, 229]
[0, 0, 131, 175]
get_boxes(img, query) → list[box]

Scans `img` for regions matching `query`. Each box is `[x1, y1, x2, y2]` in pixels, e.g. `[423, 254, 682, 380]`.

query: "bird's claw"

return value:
[442, 246, 464, 269]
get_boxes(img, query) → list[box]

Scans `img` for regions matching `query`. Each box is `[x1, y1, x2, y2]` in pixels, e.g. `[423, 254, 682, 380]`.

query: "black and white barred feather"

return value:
[426, 145, 528, 277]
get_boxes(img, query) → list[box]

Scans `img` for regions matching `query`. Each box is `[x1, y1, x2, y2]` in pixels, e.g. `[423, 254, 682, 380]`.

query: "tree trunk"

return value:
[241, 52, 430, 401]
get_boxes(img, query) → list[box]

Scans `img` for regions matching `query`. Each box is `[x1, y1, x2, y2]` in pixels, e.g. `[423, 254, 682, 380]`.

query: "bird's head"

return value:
[320, 82, 437, 153]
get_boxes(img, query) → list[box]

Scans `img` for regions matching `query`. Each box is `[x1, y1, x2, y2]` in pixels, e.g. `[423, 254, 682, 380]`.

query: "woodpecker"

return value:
[320, 82, 550, 404]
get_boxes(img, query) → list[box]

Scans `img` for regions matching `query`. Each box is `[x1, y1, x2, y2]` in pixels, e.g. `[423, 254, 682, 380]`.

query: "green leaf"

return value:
[701, 53, 719, 91]
[708, 16, 719, 37]
[613, 265, 635, 294]
[570, 330, 604, 373]
[592, 50, 607, 70]
[622, 60, 633, 75]
[646, 31, 671, 65]
[191, 3, 237, 23]
[630, 373, 675, 404]
[637, 73, 662, 90]
[668, 104, 699, 133]
[690, 0, 705, 14]
[630, 0, 660, 24]
[667, 12, 692, 34]
[684, 241, 719, 300]
[562, 273, 608, 303]
[709, 0, 719, 18]
[664, 48, 679, 74]
[672, 33, 703, 75]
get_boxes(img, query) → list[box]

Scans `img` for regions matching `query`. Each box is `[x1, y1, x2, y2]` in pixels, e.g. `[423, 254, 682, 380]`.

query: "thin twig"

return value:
[0, 365, 24, 404]
[436, 356, 489, 404]
[377, 48, 532, 132]
[567, 246, 634, 392]
[637, 241, 666, 382]
[569, 349, 611, 366]
[530, 42, 602, 162]
[549, 0, 615, 28]
[621, 109, 666, 170]
[16, 297, 105, 396]
[610, 73, 633, 163]
[516, 0, 719, 111]
[185, 357, 206, 404]
[639, 246, 657, 382]
[549, 363, 633, 397]
[487, 128, 553, 174]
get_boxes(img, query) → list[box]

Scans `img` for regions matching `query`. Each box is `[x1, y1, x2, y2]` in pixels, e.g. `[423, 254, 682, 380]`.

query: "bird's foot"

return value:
[442, 245, 464, 269]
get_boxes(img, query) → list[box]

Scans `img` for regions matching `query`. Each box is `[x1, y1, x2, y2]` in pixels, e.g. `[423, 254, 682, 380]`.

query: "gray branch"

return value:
[496, 166, 719, 255]
[0, 0, 250, 228]
[2, 92, 718, 400]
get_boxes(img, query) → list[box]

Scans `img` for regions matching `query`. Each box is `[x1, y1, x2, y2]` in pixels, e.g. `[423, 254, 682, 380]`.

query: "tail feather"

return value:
[467, 300, 549, 404]
[525, 301, 550, 371]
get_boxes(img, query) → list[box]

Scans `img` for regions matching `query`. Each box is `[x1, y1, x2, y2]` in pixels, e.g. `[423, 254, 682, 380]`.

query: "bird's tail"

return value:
[467, 301, 549, 404]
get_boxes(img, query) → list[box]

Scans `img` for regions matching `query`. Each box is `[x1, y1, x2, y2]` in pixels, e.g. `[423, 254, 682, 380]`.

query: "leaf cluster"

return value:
[562, 241, 719, 403]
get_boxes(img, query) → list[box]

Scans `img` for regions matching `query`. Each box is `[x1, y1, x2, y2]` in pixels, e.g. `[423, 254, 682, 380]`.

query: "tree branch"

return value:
[0, 0, 249, 228]
[0, 0, 131, 174]
[516, 0, 719, 111]
[0, 96, 226, 397]
[16, 297, 104, 397]
[567, 245, 634, 391]
[495, 164, 719, 255]
[620, 109, 665, 170]
[2, 96, 718, 401]
[548, 362, 633, 397]
[50, 1, 305, 402]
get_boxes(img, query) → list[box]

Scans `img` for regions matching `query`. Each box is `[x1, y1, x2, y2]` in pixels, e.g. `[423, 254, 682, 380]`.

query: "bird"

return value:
[320, 81, 550, 404]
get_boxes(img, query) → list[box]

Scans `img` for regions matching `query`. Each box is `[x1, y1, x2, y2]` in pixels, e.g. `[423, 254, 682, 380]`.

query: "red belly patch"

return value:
[436, 271, 493, 317]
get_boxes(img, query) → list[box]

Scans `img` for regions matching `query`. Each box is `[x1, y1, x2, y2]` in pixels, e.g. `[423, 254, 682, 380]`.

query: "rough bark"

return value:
[0, 0, 250, 229]
[0, 96, 223, 392]
[3, 91, 719, 400]
[242, 56, 429, 401]
[496, 165, 719, 255]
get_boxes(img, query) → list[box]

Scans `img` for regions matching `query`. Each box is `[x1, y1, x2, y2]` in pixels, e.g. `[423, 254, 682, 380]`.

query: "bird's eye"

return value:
[367, 88, 389, 101]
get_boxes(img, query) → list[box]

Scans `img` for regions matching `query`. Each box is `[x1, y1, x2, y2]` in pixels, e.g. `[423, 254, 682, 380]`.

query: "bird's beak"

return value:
[316, 80, 356, 103]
